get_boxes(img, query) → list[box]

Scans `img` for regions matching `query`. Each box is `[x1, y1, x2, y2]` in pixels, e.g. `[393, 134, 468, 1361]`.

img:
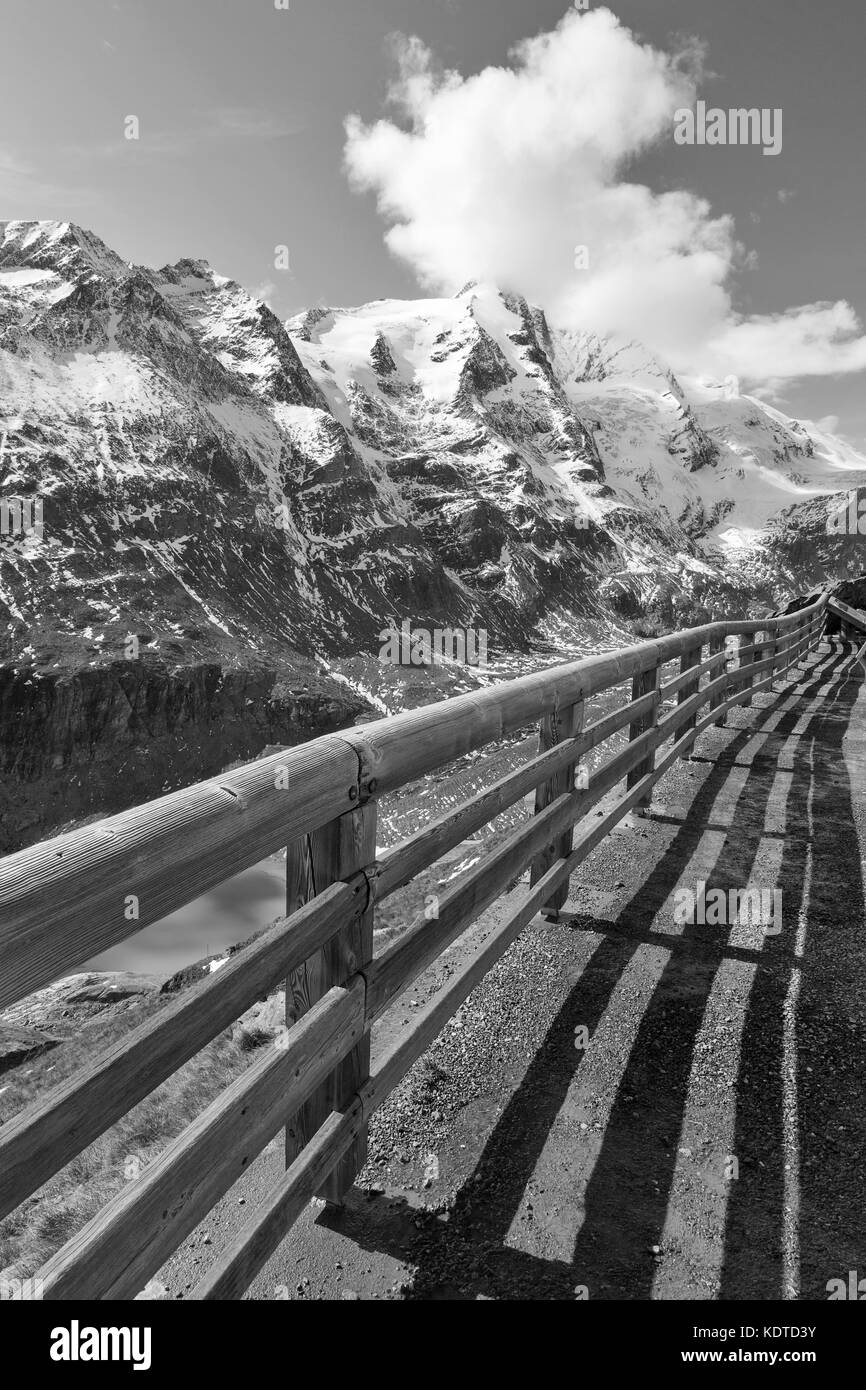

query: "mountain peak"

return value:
[157, 257, 233, 293]
[455, 277, 519, 305]
[0, 220, 127, 279]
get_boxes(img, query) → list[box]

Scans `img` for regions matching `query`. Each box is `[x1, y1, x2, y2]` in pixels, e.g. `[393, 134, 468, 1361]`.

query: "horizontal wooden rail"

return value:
[38, 978, 366, 1300]
[0, 879, 367, 1223]
[0, 738, 361, 1011]
[827, 595, 866, 634]
[370, 789, 591, 1017]
[724, 603, 825, 635]
[332, 623, 741, 795]
[191, 1102, 366, 1300]
[376, 688, 656, 900]
[658, 648, 726, 702]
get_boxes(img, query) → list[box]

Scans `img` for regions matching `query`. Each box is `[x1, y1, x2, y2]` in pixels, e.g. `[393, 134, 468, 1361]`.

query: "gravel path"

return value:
[157, 639, 866, 1301]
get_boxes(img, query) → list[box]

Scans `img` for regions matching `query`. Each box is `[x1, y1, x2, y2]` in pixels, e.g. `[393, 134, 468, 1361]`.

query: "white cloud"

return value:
[344, 7, 866, 390]
[709, 302, 866, 386]
[211, 108, 303, 141]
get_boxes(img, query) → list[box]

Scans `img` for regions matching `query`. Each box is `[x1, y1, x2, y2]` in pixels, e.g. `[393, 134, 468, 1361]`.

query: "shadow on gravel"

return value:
[322, 646, 866, 1300]
[722, 647, 866, 1301]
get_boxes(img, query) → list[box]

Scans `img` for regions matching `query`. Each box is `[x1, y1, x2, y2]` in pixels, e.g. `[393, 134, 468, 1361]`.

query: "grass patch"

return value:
[0, 987, 279, 1285]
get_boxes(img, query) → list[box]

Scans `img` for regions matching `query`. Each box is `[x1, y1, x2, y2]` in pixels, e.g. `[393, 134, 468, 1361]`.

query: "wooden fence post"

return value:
[285, 798, 376, 1204]
[766, 624, 778, 684]
[752, 629, 765, 698]
[626, 660, 661, 810]
[798, 618, 809, 665]
[709, 635, 727, 726]
[740, 634, 753, 708]
[531, 700, 584, 921]
[678, 644, 702, 743]
[776, 623, 792, 679]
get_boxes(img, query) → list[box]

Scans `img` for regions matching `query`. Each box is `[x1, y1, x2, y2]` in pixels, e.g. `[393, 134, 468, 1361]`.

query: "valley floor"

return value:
[154, 637, 866, 1301]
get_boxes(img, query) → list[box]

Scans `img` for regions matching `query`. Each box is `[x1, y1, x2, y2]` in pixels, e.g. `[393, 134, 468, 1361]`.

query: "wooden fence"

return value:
[0, 595, 831, 1299]
[827, 593, 866, 641]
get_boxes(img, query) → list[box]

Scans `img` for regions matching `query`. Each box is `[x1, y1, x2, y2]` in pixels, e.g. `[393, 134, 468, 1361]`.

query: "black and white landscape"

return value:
[1, 0, 865, 1341]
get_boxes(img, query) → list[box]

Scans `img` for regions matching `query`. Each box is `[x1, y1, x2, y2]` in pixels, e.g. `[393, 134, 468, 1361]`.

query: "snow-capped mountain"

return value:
[287, 284, 866, 633]
[1, 219, 864, 848]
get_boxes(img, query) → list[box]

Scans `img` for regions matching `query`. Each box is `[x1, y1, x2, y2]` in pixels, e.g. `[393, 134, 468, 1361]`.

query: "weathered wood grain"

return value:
[677, 645, 703, 738]
[285, 803, 376, 1203]
[708, 636, 728, 726]
[530, 700, 585, 918]
[626, 662, 661, 807]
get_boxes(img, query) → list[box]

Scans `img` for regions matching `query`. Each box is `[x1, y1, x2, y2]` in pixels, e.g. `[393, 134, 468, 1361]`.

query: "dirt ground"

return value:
[155, 638, 866, 1302]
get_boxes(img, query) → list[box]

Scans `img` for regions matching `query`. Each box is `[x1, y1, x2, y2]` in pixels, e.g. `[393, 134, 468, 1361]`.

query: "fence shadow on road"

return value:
[315, 643, 865, 1300]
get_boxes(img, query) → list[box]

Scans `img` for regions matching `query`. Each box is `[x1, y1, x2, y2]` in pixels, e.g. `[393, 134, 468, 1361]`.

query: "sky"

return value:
[2, 0, 865, 441]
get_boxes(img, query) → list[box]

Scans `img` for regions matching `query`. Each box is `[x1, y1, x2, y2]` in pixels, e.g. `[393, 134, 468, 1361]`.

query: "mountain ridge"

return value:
[2, 218, 865, 848]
